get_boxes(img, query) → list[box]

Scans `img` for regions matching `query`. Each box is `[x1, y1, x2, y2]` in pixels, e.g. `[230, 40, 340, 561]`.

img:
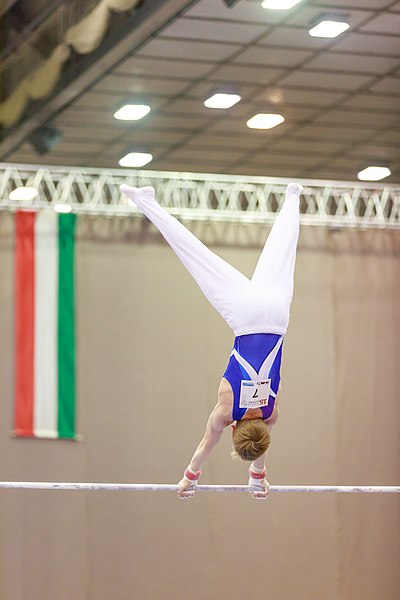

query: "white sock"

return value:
[120, 184, 155, 207]
[286, 182, 303, 199]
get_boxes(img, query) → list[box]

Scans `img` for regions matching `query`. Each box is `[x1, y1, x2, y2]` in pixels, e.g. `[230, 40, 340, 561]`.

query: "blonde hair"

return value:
[231, 419, 270, 461]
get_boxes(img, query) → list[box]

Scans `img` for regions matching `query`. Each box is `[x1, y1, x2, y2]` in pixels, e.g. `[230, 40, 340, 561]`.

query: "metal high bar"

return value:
[0, 482, 399, 493]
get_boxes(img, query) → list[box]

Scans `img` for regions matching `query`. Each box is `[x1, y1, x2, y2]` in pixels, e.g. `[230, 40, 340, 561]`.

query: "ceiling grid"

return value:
[1, 0, 399, 181]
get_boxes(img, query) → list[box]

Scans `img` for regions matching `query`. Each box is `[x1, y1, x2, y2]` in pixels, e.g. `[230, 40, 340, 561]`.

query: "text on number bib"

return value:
[239, 379, 271, 409]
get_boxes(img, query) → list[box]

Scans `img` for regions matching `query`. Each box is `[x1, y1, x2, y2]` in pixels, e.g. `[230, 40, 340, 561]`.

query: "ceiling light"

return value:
[119, 152, 153, 168]
[204, 93, 241, 109]
[357, 166, 391, 182]
[309, 19, 350, 38]
[29, 125, 63, 155]
[54, 204, 72, 214]
[114, 104, 151, 121]
[262, 0, 303, 9]
[9, 187, 38, 201]
[246, 113, 285, 129]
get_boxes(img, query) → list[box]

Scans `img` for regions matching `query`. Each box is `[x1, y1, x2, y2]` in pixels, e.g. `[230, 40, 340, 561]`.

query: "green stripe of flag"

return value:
[57, 213, 77, 439]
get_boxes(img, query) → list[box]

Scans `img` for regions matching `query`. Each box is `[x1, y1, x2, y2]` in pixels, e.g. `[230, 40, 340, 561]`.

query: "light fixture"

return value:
[119, 152, 153, 168]
[113, 104, 151, 121]
[262, 0, 303, 9]
[9, 187, 38, 201]
[309, 18, 350, 38]
[357, 166, 391, 182]
[204, 93, 241, 109]
[29, 125, 63, 155]
[246, 113, 285, 129]
[54, 204, 72, 214]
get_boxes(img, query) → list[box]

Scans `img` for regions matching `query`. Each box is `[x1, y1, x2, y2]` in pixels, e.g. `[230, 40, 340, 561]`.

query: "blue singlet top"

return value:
[223, 333, 283, 421]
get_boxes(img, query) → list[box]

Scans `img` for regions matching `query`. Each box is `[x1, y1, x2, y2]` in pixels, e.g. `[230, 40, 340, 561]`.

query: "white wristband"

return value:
[250, 462, 266, 474]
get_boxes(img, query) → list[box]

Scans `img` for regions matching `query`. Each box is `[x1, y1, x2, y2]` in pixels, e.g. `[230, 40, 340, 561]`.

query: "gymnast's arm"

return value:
[177, 400, 231, 499]
[190, 403, 231, 471]
[266, 402, 280, 430]
[250, 406, 280, 474]
[248, 386, 281, 499]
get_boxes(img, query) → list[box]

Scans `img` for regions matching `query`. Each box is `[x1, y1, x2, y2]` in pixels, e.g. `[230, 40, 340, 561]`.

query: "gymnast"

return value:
[121, 182, 303, 500]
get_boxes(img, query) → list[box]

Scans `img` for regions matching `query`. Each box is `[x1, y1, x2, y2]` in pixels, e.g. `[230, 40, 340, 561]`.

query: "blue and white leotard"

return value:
[223, 333, 283, 421]
[121, 184, 301, 422]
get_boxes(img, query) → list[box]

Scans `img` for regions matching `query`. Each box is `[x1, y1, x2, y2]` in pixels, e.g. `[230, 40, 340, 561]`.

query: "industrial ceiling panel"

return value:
[272, 137, 346, 155]
[305, 53, 399, 75]
[315, 0, 393, 7]
[136, 38, 241, 62]
[368, 77, 400, 94]
[1, 0, 398, 181]
[233, 46, 314, 67]
[334, 32, 400, 55]
[115, 56, 215, 79]
[208, 64, 285, 84]
[286, 7, 374, 28]
[342, 94, 400, 113]
[313, 109, 400, 127]
[359, 12, 400, 34]
[277, 70, 375, 91]
[259, 27, 333, 49]
[185, 132, 267, 149]
[92, 74, 192, 96]
[160, 16, 268, 44]
[185, 0, 287, 24]
[256, 87, 346, 107]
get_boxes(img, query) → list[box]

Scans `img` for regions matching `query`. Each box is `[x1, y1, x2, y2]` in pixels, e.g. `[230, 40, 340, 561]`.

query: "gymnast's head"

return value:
[231, 418, 270, 461]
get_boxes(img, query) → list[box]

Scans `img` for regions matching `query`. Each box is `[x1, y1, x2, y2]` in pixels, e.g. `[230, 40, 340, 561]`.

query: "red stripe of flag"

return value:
[14, 212, 35, 436]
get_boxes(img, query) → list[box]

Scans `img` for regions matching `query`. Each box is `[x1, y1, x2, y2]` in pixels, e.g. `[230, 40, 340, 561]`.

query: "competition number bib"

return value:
[239, 379, 271, 409]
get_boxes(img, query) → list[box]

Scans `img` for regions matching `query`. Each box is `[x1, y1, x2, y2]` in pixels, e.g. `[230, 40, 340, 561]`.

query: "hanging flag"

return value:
[14, 210, 77, 439]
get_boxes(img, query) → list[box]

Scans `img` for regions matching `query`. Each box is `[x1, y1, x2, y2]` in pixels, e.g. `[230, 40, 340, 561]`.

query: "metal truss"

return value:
[0, 163, 399, 229]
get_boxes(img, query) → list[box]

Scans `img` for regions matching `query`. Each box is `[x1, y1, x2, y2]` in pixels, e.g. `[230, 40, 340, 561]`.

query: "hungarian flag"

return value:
[14, 210, 77, 439]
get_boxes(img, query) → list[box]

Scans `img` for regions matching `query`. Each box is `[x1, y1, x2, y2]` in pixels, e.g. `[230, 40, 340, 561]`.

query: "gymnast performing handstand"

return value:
[121, 182, 303, 500]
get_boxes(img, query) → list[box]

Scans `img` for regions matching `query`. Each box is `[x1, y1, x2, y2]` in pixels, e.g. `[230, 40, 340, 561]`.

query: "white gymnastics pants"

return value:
[120, 183, 301, 336]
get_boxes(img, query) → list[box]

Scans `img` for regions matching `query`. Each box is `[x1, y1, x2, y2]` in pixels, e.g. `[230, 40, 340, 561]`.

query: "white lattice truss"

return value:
[1, 163, 399, 229]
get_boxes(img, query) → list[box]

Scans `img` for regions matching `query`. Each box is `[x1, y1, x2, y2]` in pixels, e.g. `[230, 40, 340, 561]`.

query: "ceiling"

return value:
[1, 0, 400, 182]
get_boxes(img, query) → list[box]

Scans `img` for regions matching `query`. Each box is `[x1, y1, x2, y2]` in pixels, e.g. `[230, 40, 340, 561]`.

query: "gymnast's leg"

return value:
[251, 183, 302, 301]
[120, 185, 250, 324]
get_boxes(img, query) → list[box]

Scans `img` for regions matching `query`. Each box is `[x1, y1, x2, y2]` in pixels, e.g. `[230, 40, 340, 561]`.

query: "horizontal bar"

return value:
[0, 482, 399, 493]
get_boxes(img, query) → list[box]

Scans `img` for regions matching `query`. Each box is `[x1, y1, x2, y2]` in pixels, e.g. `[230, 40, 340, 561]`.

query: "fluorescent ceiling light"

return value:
[114, 104, 151, 121]
[204, 93, 241, 109]
[246, 113, 285, 129]
[262, 0, 303, 9]
[9, 186, 38, 201]
[357, 166, 391, 181]
[54, 204, 72, 214]
[309, 20, 350, 38]
[119, 152, 153, 168]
